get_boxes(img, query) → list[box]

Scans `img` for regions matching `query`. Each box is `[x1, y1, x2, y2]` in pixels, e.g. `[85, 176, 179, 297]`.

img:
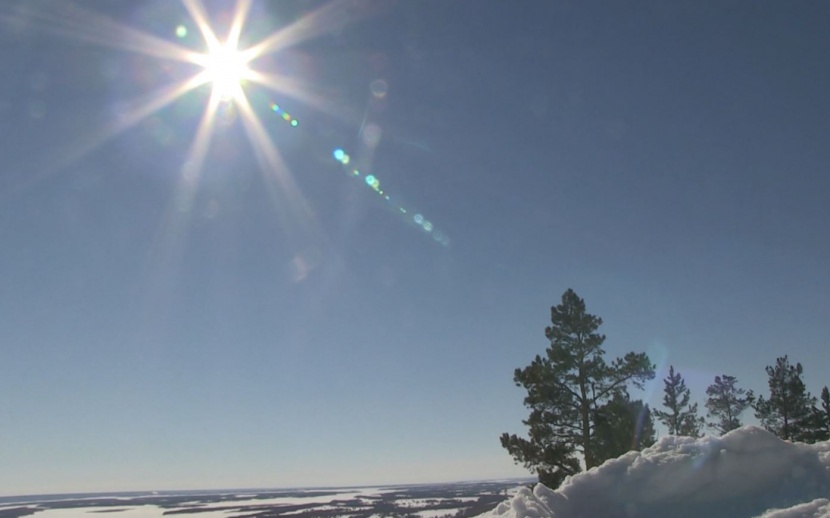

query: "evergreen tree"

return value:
[592, 392, 656, 463]
[813, 386, 830, 442]
[653, 365, 704, 437]
[501, 289, 655, 488]
[753, 356, 816, 442]
[705, 375, 754, 435]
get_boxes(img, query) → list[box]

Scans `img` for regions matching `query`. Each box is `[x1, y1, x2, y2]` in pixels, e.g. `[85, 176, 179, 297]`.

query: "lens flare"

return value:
[326, 146, 449, 245]
[333, 148, 351, 165]
[270, 104, 299, 127]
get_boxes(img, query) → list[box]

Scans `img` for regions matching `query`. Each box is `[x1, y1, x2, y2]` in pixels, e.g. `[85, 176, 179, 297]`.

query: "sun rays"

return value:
[1, 0, 447, 286]
[0, 0, 369, 259]
[0, 0, 371, 314]
[184, 0, 253, 104]
[0, 0, 354, 201]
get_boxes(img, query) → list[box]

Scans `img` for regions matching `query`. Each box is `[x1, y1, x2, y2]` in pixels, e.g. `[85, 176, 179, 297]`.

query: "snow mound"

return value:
[485, 427, 830, 518]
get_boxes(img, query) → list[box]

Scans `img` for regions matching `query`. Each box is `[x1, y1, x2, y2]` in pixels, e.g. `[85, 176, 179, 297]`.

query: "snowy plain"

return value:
[0, 481, 518, 517]
[485, 427, 830, 518]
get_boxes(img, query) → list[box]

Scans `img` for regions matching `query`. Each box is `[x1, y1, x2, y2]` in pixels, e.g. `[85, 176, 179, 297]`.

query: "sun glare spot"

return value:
[203, 42, 250, 102]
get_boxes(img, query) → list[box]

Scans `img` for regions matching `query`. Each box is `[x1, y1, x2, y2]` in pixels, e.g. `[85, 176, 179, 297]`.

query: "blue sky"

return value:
[1, 0, 829, 496]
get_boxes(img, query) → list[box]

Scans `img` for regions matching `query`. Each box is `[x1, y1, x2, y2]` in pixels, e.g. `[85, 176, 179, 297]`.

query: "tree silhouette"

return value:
[811, 386, 830, 442]
[753, 356, 816, 442]
[653, 365, 704, 437]
[705, 375, 754, 435]
[501, 289, 655, 488]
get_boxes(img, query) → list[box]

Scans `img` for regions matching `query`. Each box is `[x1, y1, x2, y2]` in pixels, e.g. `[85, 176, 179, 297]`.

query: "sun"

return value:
[8, 0, 347, 228]
[201, 40, 251, 102]
[185, 0, 255, 105]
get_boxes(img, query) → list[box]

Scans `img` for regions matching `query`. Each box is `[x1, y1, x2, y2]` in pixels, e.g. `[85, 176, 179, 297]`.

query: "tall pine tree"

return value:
[501, 289, 655, 488]
[705, 375, 754, 435]
[653, 365, 704, 437]
[753, 356, 816, 442]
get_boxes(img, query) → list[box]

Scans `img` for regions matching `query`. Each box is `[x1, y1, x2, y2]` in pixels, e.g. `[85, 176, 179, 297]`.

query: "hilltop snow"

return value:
[485, 427, 830, 518]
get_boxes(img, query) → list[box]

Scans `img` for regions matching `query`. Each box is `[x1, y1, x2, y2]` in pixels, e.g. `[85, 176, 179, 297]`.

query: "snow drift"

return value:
[486, 427, 830, 518]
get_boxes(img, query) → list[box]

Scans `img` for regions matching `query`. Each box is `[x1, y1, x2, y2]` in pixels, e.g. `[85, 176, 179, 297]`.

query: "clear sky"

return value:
[1, 0, 829, 496]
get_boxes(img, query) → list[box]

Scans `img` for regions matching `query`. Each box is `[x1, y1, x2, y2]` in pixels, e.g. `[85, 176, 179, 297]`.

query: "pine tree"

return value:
[653, 365, 704, 437]
[501, 289, 655, 488]
[705, 375, 754, 435]
[753, 356, 817, 442]
[592, 392, 656, 463]
[814, 386, 830, 442]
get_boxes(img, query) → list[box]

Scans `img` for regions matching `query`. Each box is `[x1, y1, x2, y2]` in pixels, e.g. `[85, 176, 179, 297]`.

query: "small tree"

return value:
[813, 386, 830, 442]
[705, 375, 754, 435]
[653, 365, 704, 437]
[501, 289, 655, 488]
[753, 356, 816, 442]
[592, 392, 656, 463]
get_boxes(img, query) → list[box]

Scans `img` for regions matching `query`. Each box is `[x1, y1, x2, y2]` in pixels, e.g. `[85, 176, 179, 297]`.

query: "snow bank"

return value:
[485, 427, 830, 518]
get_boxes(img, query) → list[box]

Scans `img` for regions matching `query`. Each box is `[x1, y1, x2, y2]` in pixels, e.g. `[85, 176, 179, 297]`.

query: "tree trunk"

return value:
[580, 377, 593, 468]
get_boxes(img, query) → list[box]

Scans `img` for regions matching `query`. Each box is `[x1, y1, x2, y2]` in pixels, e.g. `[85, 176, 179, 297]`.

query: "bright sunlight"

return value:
[202, 41, 251, 102]
[187, 0, 253, 104]
[1, 0, 368, 252]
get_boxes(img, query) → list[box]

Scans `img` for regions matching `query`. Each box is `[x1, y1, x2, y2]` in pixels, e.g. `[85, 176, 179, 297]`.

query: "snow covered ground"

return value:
[485, 427, 830, 518]
[0, 480, 520, 517]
